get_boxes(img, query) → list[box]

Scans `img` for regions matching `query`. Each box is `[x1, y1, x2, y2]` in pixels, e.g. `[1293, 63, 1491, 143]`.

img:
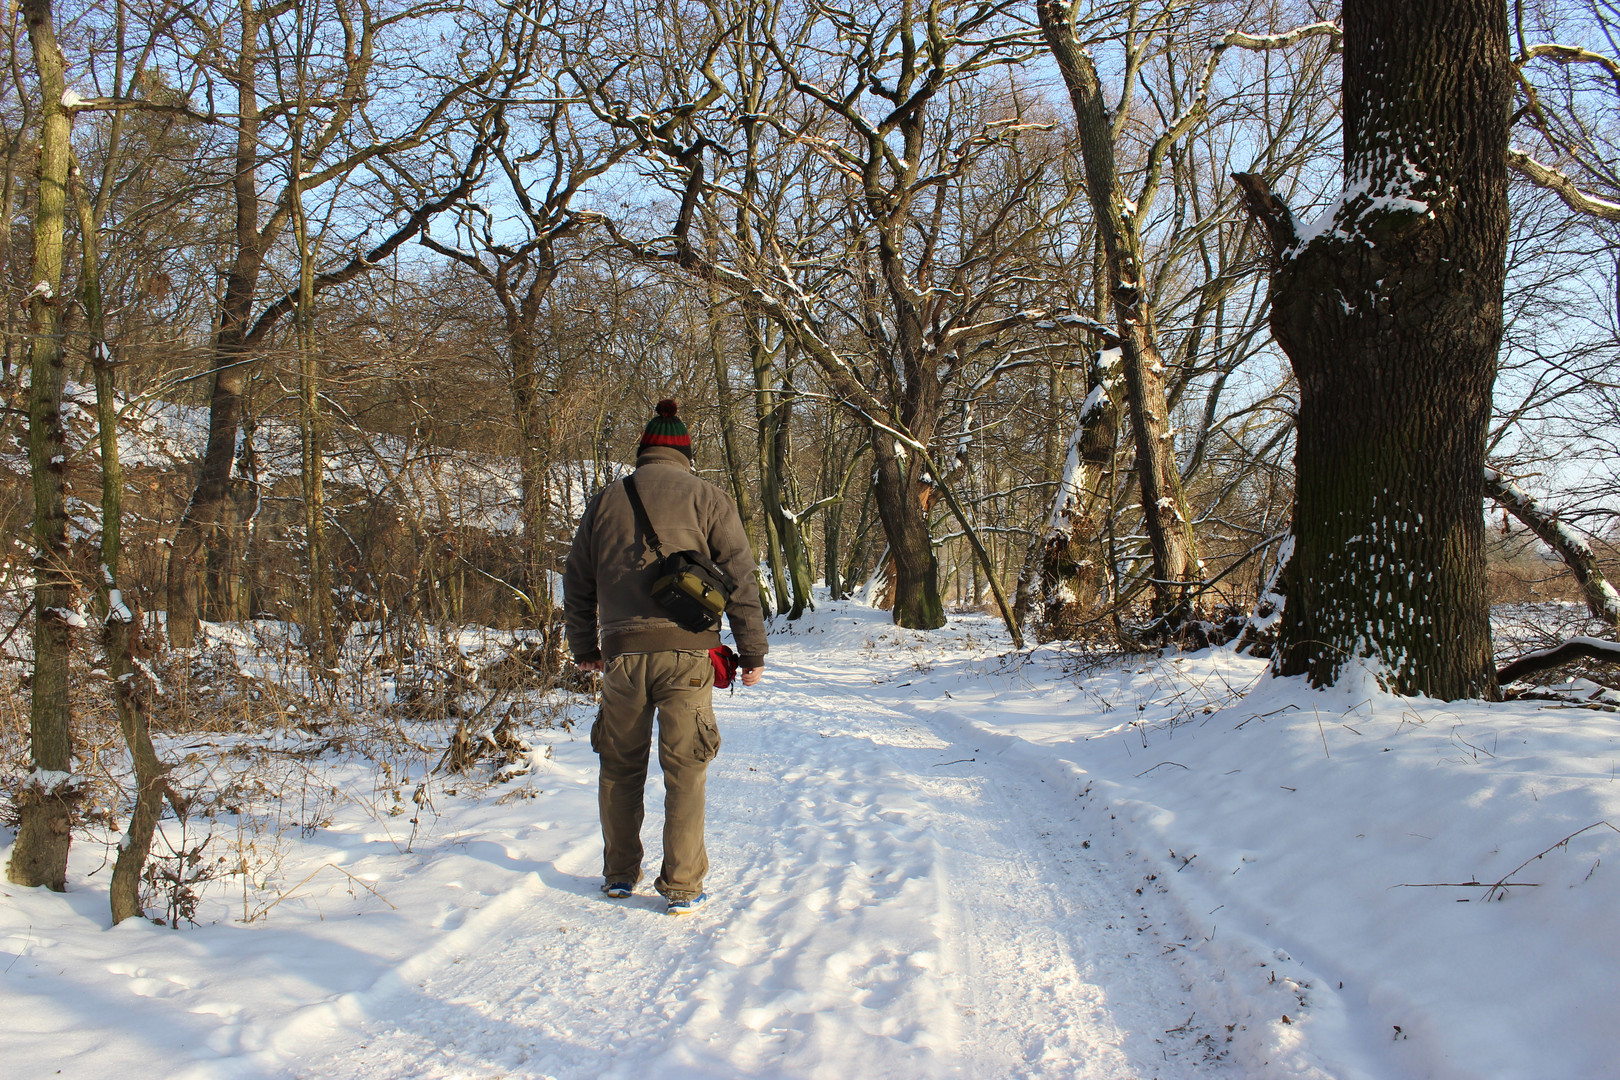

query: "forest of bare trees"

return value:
[2, 0, 1618, 906]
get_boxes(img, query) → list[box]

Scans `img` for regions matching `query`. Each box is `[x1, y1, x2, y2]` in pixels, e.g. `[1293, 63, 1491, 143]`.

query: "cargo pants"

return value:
[591, 650, 721, 901]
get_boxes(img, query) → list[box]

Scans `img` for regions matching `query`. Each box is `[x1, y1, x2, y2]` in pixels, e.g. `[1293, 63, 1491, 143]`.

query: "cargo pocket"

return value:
[589, 709, 604, 755]
[693, 706, 721, 763]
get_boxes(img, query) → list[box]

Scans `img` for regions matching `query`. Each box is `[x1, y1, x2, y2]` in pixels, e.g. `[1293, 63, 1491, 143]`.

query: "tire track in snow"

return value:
[279, 640, 1243, 1079]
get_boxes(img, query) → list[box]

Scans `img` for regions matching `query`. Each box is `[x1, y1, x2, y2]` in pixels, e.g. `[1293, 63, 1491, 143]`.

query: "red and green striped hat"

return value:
[639, 398, 692, 458]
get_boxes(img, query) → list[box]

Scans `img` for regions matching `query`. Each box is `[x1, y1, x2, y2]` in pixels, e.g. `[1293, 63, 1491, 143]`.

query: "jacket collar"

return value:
[635, 445, 694, 471]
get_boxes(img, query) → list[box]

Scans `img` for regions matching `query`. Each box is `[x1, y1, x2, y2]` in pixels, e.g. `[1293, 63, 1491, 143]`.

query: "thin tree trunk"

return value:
[843, 477, 876, 593]
[75, 171, 165, 923]
[166, 4, 268, 647]
[821, 412, 852, 601]
[824, 499, 844, 599]
[751, 327, 792, 614]
[770, 375, 813, 619]
[707, 293, 771, 616]
[10, 0, 75, 891]
[919, 445, 1024, 647]
[1037, 0, 1201, 619]
[291, 117, 334, 670]
[0, 98, 28, 385]
[1015, 351, 1071, 625]
[510, 329, 550, 621]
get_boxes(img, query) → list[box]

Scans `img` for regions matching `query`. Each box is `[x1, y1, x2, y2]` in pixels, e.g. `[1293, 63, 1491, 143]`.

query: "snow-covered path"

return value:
[9, 602, 1620, 1079]
[272, 632, 1232, 1080]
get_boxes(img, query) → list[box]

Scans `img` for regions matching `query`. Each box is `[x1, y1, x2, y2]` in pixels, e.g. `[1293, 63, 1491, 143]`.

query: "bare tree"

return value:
[70, 153, 167, 923]
[1504, 0, 1620, 221]
[420, 0, 630, 625]
[163, 0, 496, 647]
[1035, 0, 1223, 621]
[580, 0, 1066, 637]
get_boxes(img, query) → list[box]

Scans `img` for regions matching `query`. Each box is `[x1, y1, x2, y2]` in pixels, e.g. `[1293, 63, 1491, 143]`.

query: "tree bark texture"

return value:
[11, 0, 75, 890]
[1240, 0, 1510, 698]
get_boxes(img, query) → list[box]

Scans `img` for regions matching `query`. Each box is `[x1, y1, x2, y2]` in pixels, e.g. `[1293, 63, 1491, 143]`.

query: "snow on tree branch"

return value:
[1219, 22, 1343, 52]
[1516, 42, 1620, 93]
[1497, 636, 1620, 685]
[1485, 465, 1620, 627]
[1505, 149, 1620, 222]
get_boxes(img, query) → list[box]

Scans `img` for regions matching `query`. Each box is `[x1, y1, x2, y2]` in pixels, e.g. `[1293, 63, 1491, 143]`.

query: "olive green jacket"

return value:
[564, 446, 768, 668]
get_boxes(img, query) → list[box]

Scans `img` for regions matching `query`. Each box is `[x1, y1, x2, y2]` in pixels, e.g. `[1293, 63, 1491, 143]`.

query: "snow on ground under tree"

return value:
[3, 598, 1618, 1079]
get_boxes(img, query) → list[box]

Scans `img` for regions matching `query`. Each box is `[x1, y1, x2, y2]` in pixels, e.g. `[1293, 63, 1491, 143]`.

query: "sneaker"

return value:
[665, 892, 708, 916]
[601, 881, 633, 899]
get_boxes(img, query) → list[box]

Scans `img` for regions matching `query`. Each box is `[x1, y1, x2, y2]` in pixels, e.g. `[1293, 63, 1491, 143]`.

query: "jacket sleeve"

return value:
[564, 489, 604, 662]
[707, 490, 769, 667]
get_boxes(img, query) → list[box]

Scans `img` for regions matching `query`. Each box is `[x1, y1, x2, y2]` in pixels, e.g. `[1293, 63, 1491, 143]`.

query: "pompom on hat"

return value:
[639, 398, 693, 459]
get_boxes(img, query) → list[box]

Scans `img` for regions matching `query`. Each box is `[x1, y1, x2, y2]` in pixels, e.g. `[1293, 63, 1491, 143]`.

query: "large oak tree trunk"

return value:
[1238, 0, 1509, 698]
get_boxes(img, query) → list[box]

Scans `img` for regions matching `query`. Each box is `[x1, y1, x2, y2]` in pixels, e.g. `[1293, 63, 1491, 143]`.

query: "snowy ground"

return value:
[3, 599, 1619, 1079]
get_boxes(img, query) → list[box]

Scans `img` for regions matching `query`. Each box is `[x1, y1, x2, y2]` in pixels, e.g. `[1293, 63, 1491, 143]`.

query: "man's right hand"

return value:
[576, 658, 604, 673]
[740, 667, 763, 687]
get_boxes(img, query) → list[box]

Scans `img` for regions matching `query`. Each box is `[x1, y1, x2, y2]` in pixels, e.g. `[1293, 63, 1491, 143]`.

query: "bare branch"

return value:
[244, 153, 487, 347]
[1517, 41, 1620, 95]
[1485, 465, 1620, 626]
[1219, 22, 1343, 52]
[1505, 148, 1620, 222]
[1232, 172, 1301, 260]
[63, 95, 219, 123]
[1497, 638, 1620, 685]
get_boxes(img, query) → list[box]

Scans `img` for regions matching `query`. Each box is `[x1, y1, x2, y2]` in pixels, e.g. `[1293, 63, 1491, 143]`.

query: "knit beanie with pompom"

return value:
[639, 398, 692, 459]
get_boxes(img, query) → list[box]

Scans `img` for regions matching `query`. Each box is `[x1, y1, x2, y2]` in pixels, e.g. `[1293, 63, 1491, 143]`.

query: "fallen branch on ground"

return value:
[1483, 821, 1619, 902]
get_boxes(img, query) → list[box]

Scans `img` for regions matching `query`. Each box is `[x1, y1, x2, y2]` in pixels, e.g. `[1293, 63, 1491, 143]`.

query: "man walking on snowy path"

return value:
[565, 399, 767, 915]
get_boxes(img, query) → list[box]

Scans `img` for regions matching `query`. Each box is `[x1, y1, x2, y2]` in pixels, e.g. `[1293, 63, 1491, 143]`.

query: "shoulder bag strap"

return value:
[621, 474, 665, 558]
